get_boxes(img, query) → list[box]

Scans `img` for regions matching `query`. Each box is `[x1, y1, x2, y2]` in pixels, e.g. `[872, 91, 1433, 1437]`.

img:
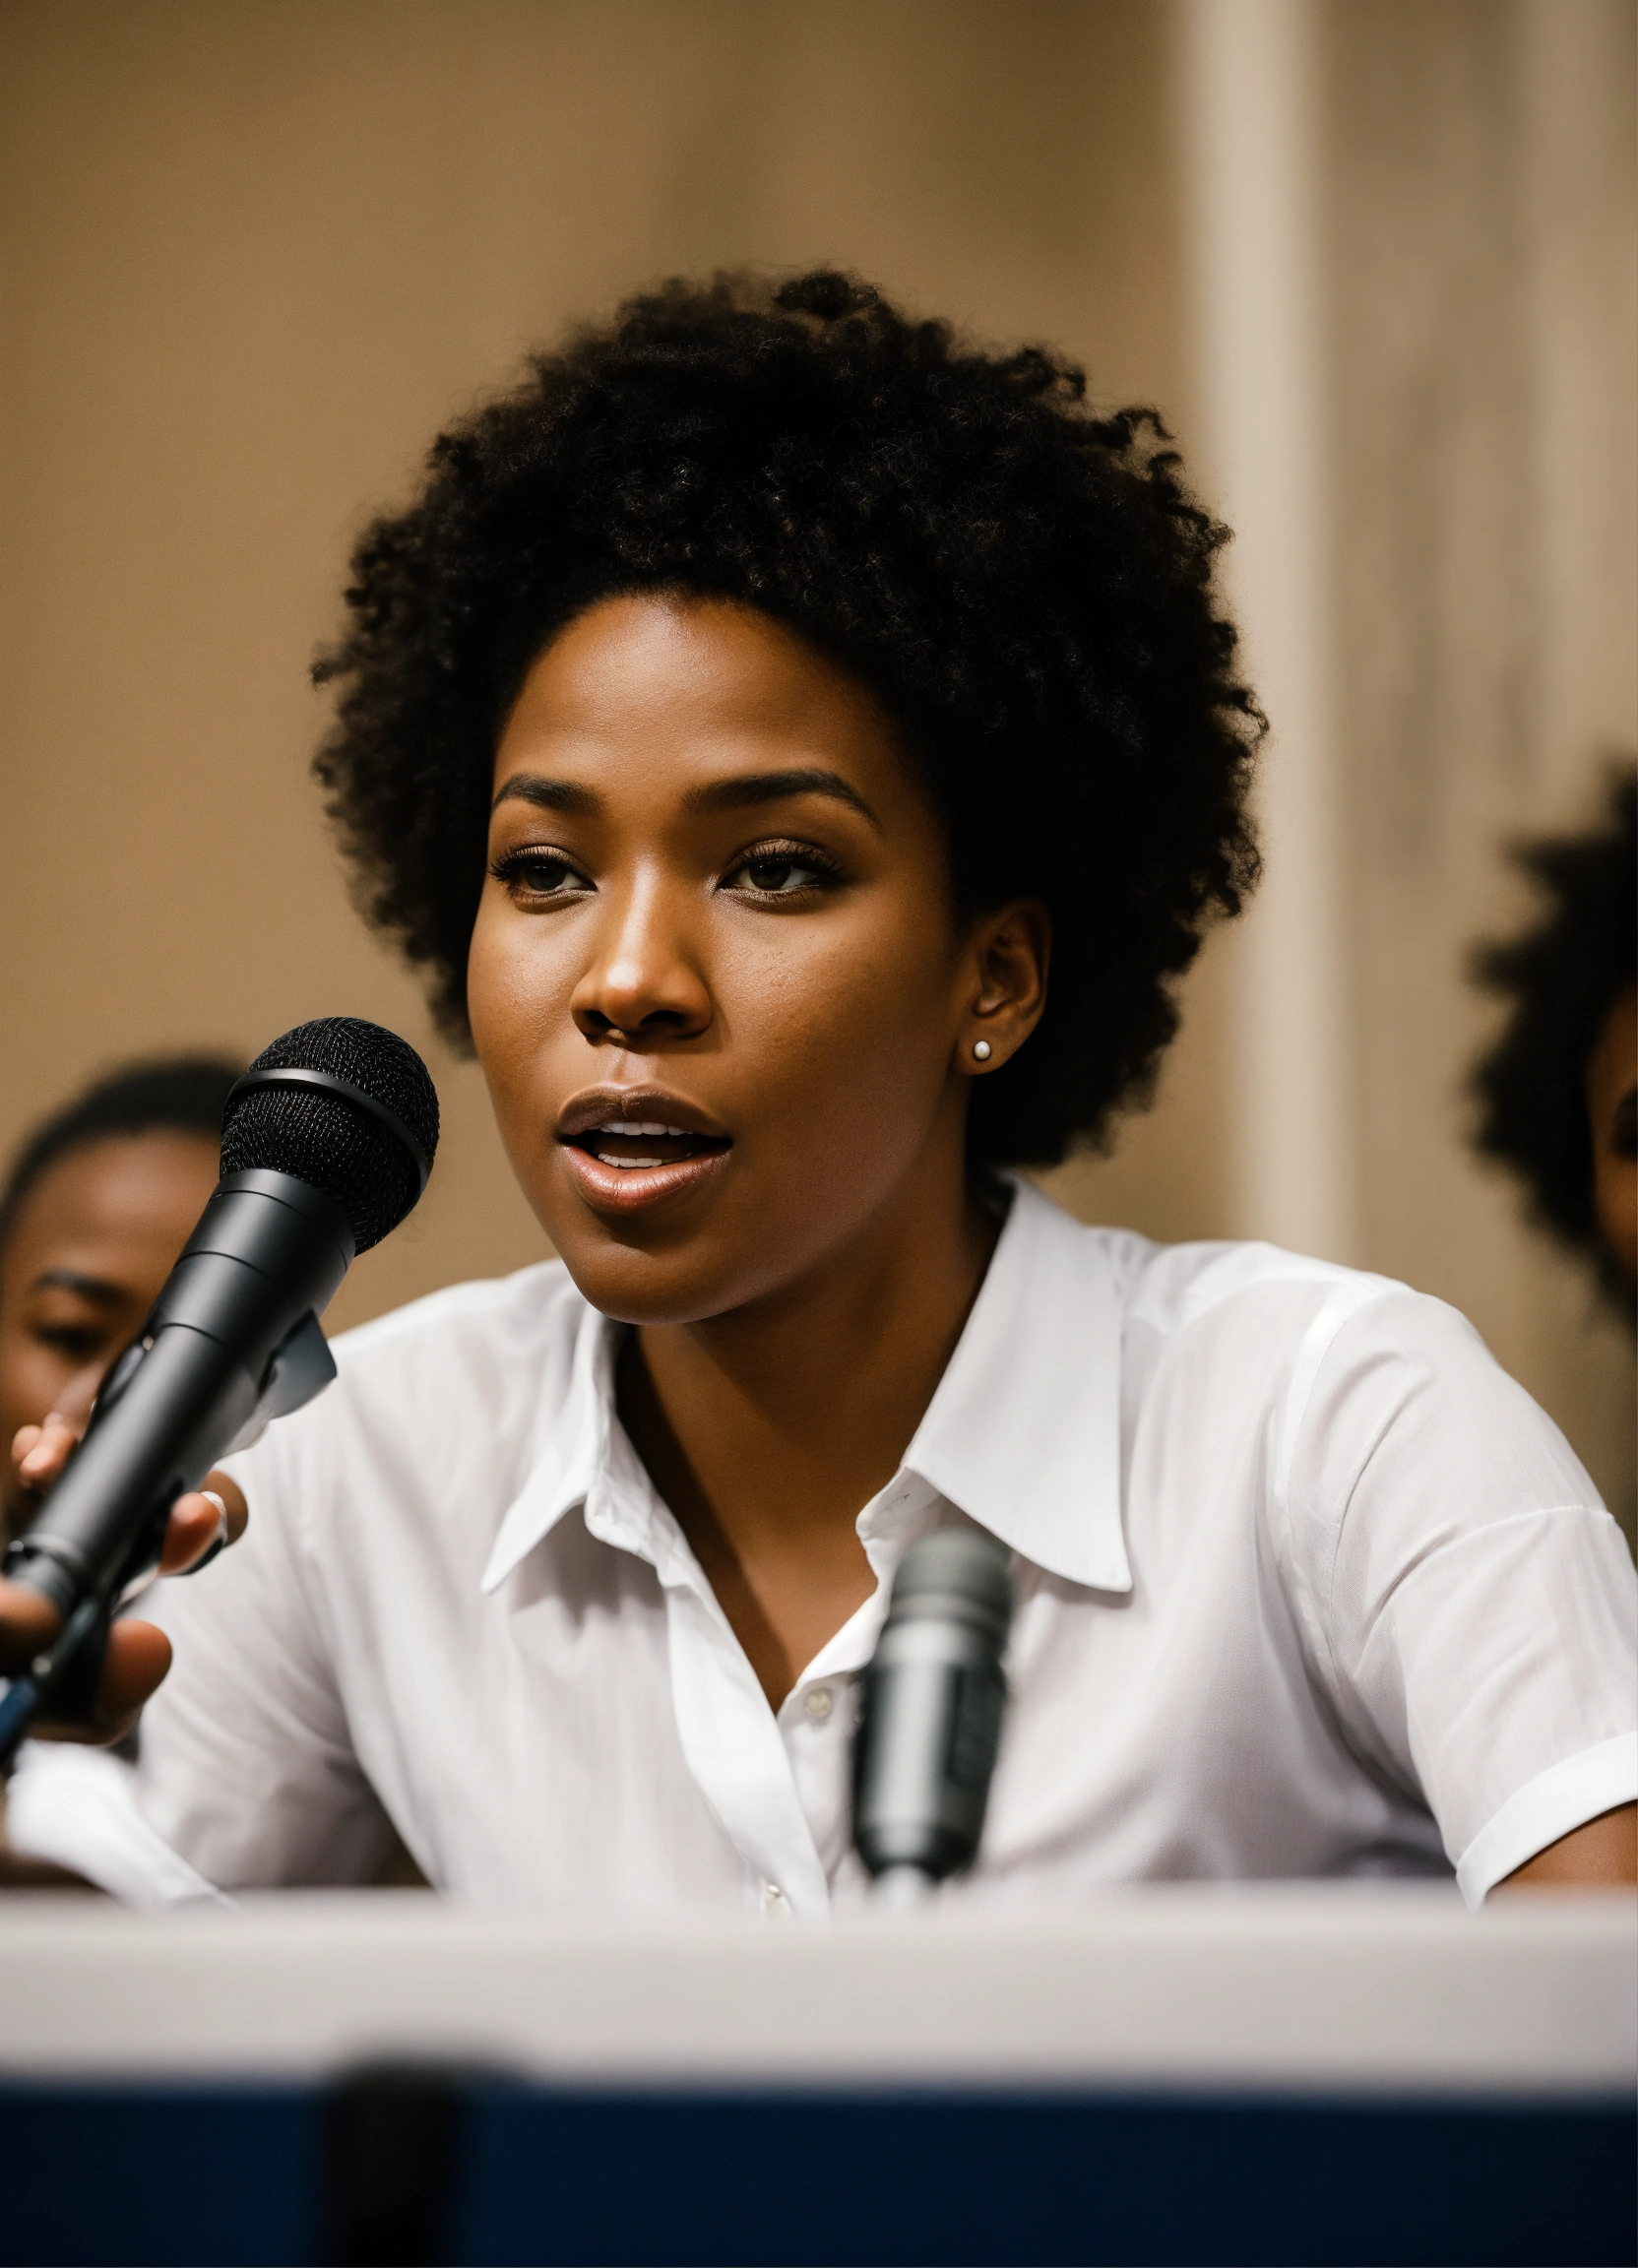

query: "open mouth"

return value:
[571, 1119, 731, 1173]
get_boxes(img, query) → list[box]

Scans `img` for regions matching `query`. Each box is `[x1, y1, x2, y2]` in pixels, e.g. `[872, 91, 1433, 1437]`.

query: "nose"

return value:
[570, 870, 713, 1047]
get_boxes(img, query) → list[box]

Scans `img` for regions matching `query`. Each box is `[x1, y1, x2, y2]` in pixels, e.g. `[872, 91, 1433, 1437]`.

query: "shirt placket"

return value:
[773, 1471, 946, 1899]
[581, 1450, 835, 1922]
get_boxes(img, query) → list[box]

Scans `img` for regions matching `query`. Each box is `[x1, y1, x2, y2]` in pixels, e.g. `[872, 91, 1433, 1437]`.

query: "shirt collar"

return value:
[480, 1174, 1130, 1597]
[479, 1299, 611, 1594]
[897, 1177, 1130, 1591]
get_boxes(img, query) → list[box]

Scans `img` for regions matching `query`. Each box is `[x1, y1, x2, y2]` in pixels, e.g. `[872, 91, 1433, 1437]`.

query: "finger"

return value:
[0, 1574, 65, 1675]
[158, 1473, 248, 1576]
[14, 1417, 81, 1495]
[28, 1618, 172, 1744]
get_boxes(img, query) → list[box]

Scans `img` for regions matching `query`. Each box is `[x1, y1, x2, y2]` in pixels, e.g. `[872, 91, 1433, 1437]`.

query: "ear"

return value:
[955, 901, 1050, 1077]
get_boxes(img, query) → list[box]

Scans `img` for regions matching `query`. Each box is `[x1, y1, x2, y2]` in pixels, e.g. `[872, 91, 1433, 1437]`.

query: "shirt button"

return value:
[802, 1685, 834, 1721]
[761, 1882, 791, 1921]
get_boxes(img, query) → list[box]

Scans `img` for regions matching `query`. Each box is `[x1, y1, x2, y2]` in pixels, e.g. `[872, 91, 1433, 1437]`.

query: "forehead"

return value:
[3, 1134, 219, 1278]
[494, 595, 914, 793]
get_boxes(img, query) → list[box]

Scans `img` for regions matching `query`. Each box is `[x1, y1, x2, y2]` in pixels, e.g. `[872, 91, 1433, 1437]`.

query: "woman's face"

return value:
[468, 595, 1043, 1325]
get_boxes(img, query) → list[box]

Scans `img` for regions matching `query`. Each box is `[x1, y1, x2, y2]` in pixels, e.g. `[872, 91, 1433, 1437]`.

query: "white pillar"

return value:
[1174, 0, 1359, 1262]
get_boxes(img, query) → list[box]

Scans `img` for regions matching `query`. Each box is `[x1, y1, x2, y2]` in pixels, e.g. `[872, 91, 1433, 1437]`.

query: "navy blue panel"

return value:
[458, 2089, 1636, 2268]
[0, 2087, 317, 2266]
[0, 2082, 1631, 2267]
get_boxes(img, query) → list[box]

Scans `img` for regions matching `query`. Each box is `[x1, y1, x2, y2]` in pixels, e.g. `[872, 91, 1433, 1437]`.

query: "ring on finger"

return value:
[186, 1488, 232, 1574]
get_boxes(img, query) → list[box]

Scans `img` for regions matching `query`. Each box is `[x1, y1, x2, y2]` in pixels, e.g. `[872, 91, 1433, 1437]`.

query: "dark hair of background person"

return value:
[1469, 766, 1637, 1305]
[312, 268, 1263, 1168]
[0, 1058, 241, 1253]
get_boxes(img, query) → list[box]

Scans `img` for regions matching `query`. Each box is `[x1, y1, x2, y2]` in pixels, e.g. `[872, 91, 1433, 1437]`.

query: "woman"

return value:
[0, 1058, 239, 1889]
[8, 273, 1633, 1908]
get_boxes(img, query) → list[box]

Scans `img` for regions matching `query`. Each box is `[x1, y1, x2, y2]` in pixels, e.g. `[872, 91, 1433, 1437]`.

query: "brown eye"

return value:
[32, 1323, 106, 1360]
[725, 844, 841, 899]
[492, 848, 591, 899]
[745, 856, 804, 892]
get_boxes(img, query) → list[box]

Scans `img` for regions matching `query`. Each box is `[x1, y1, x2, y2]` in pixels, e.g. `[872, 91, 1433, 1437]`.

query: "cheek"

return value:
[467, 900, 568, 1085]
[716, 907, 958, 1137]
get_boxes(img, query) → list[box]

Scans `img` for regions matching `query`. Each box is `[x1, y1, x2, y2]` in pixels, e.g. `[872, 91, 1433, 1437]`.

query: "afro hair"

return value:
[313, 269, 1262, 1167]
[1470, 765, 1636, 1304]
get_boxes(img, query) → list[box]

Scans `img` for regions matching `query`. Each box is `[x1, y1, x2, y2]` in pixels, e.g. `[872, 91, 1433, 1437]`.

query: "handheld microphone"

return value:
[0, 1018, 439, 1764]
[850, 1526, 1014, 1907]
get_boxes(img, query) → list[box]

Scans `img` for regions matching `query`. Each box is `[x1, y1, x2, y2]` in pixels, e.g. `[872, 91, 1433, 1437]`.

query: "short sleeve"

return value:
[1282, 1289, 1637, 1906]
[129, 1421, 394, 1891]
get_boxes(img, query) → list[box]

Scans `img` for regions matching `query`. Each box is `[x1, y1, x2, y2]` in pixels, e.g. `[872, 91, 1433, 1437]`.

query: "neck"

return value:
[619, 1112, 1000, 1707]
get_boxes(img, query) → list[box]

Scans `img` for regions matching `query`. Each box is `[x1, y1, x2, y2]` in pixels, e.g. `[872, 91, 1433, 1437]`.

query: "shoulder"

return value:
[221, 1258, 590, 1510]
[1022, 1183, 1551, 1470]
[1077, 1211, 1604, 1533]
[1119, 1230, 1402, 1346]
[328, 1257, 585, 1387]
[1106, 1219, 1484, 1410]
[1020, 1180, 1413, 1373]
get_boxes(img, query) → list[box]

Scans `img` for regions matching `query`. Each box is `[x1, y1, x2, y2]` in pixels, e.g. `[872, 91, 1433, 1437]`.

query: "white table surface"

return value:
[0, 1882, 1630, 2098]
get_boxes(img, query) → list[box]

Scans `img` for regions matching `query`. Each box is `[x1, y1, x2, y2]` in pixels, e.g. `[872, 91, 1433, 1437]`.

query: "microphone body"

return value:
[5, 1171, 351, 1626]
[0, 1018, 438, 1764]
[851, 1526, 1014, 1900]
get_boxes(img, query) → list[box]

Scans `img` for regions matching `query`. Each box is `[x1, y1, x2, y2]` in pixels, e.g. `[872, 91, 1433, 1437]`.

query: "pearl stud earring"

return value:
[972, 1040, 992, 1062]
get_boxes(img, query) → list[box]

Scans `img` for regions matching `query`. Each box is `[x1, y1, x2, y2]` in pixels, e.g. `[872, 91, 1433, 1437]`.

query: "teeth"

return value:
[596, 1120, 691, 1138]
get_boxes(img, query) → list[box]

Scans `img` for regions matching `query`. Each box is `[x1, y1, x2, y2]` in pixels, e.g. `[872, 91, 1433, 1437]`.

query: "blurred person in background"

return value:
[0, 1056, 241, 1542]
[0, 1056, 239, 1887]
[4, 273, 1632, 1911]
[1469, 768, 1637, 1322]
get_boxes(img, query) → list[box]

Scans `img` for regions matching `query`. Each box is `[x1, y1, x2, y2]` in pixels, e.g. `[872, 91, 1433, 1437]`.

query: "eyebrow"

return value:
[490, 767, 882, 832]
[491, 775, 599, 817]
[30, 1269, 127, 1305]
[683, 769, 882, 831]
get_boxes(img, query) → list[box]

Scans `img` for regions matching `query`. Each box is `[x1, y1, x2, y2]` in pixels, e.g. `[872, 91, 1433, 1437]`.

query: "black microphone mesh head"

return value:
[220, 1018, 440, 1253]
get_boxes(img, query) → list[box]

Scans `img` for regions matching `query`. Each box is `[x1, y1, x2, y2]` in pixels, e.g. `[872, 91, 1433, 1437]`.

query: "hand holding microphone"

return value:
[0, 1453, 242, 1745]
[0, 1018, 438, 1764]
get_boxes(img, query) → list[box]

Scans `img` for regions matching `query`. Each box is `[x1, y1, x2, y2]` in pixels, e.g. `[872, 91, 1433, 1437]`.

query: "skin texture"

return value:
[0, 1136, 246, 1742]
[1586, 980, 1637, 1297]
[469, 595, 1047, 1705]
[1502, 1803, 1635, 1890]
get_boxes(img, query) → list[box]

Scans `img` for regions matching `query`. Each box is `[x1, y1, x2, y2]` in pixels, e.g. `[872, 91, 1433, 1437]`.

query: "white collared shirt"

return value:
[18, 1180, 1635, 1911]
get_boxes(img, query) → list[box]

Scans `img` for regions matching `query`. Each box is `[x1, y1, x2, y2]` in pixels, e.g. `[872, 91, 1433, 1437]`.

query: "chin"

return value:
[549, 1237, 769, 1329]
[540, 1182, 834, 1331]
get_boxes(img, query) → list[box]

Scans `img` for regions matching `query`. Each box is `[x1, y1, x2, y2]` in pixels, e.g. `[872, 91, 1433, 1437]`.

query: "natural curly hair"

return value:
[1469, 766, 1636, 1305]
[313, 269, 1261, 1166]
[0, 1056, 242, 1256]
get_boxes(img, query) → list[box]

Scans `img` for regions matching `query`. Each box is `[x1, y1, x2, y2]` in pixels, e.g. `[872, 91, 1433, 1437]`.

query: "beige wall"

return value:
[1325, 0, 1637, 1530]
[0, 0, 1630, 1521]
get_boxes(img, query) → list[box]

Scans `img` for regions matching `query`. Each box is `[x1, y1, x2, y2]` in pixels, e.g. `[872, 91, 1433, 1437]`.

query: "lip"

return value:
[556, 1085, 730, 1146]
[555, 1083, 731, 1218]
[560, 1141, 731, 1216]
